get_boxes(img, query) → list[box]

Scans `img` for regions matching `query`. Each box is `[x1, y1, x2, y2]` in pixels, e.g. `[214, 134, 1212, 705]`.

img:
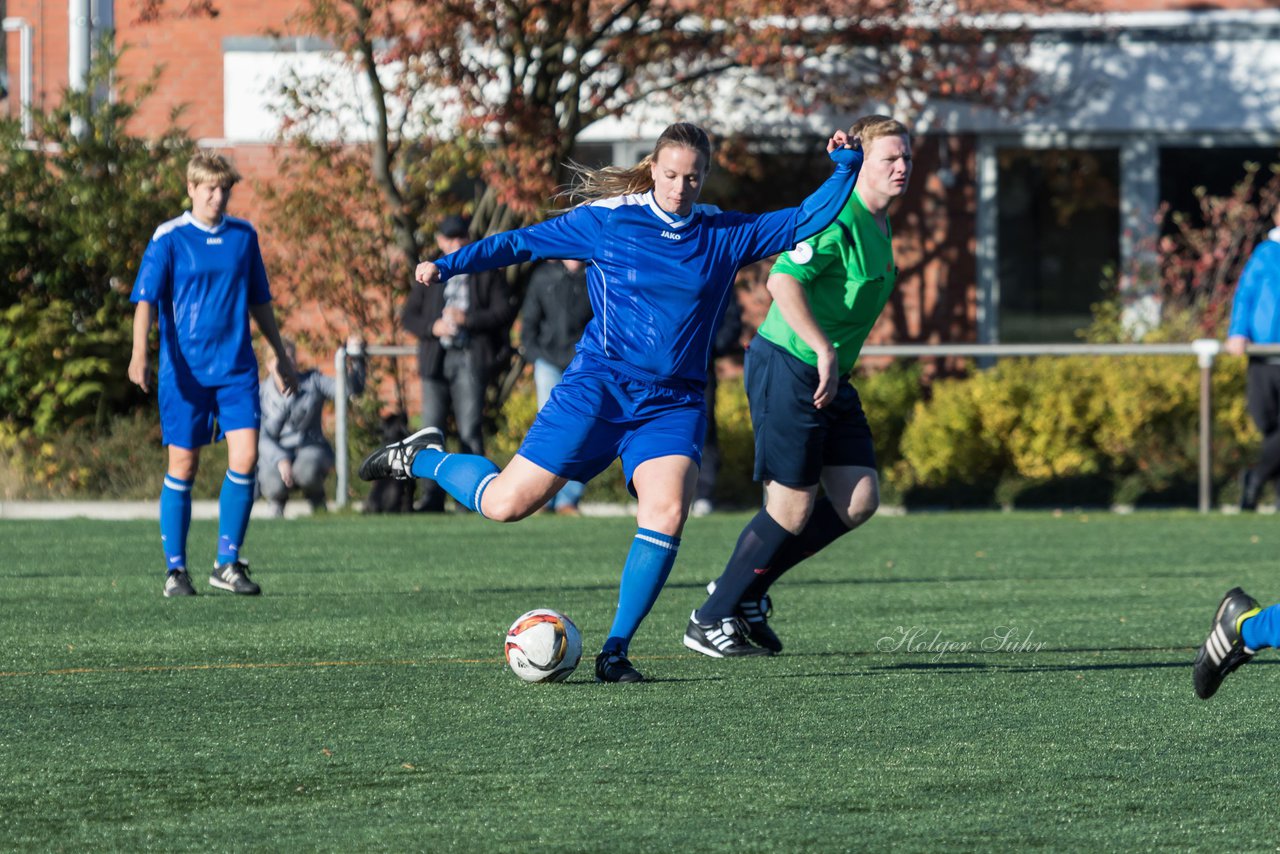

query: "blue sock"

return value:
[410, 449, 500, 515]
[160, 474, 193, 572]
[216, 469, 256, 565]
[699, 509, 792, 621]
[1241, 603, 1280, 651]
[602, 528, 681, 656]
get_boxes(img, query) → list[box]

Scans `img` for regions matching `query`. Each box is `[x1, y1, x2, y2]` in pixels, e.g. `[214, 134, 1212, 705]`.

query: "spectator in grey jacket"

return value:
[258, 337, 366, 516]
[522, 258, 592, 514]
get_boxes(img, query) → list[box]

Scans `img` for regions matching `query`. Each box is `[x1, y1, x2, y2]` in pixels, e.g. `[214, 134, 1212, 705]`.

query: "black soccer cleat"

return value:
[1193, 586, 1261, 700]
[358, 427, 444, 482]
[738, 594, 783, 654]
[595, 651, 644, 683]
[706, 580, 782, 654]
[163, 569, 197, 597]
[209, 559, 261, 595]
[683, 611, 773, 659]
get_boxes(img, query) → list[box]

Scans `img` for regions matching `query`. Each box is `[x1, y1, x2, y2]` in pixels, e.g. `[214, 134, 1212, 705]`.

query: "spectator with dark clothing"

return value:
[402, 214, 517, 512]
[692, 295, 744, 517]
[523, 259, 593, 514]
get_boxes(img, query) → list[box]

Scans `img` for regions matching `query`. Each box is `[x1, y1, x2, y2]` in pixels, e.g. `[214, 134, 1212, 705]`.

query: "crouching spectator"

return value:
[258, 337, 366, 516]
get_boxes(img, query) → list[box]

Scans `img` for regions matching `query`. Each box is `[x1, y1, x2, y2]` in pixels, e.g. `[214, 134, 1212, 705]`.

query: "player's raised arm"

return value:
[727, 132, 863, 265]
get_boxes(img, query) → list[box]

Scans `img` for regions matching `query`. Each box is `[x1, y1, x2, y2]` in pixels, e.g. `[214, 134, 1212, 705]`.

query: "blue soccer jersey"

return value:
[131, 212, 272, 385]
[436, 162, 858, 386]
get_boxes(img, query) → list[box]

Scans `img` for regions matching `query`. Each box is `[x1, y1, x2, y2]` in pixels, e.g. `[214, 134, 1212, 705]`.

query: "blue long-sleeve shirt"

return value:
[1228, 229, 1280, 344]
[436, 158, 859, 386]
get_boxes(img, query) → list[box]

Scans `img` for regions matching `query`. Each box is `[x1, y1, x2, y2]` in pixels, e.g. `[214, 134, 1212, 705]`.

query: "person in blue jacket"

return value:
[360, 122, 862, 682]
[1226, 204, 1280, 510]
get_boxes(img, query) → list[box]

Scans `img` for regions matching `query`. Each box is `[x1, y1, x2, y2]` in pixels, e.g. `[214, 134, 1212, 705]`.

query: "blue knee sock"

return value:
[602, 528, 681, 656]
[1241, 603, 1280, 651]
[216, 469, 256, 565]
[160, 474, 193, 572]
[410, 450, 500, 515]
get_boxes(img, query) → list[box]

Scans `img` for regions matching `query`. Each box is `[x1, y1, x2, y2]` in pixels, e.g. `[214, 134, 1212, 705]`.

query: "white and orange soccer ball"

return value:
[504, 608, 583, 683]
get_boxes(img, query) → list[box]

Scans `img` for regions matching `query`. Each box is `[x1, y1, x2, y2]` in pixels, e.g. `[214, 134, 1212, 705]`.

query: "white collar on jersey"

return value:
[183, 210, 228, 235]
[643, 191, 699, 229]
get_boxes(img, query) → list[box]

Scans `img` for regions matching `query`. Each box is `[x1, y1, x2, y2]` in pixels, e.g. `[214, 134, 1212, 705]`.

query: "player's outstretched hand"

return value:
[826, 130, 863, 169]
[415, 261, 441, 286]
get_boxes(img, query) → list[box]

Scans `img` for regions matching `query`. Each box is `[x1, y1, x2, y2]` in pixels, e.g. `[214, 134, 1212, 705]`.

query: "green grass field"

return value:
[3, 511, 1280, 851]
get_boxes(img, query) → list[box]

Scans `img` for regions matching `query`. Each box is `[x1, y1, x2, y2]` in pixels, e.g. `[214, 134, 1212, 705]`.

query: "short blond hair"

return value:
[187, 152, 241, 187]
[848, 115, 911, 151]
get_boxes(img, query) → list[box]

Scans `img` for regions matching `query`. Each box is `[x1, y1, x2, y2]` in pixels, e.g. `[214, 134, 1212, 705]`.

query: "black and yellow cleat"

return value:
[1193, 586, 1261, 700]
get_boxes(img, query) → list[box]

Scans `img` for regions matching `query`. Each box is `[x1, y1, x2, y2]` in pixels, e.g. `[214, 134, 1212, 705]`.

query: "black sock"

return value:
[698, 509, 791, 621]
[744, 497, 851, 600]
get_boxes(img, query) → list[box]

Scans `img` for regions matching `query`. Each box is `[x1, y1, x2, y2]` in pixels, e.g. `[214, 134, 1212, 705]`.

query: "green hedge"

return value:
[0, 356, 1259, 509]
[895, 355, 1253, 507]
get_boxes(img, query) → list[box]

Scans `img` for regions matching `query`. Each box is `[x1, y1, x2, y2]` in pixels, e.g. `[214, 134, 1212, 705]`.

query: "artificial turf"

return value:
[2, 511, 1279, 851]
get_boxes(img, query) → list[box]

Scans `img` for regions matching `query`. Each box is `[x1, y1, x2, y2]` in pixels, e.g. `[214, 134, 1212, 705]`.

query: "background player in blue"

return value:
[128, 152, 297, 598]
[360, 122, 863, 682]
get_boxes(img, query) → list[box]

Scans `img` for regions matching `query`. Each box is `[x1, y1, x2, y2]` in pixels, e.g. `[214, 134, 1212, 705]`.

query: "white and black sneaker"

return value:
[1193, 586, 1261, 699]
[706, 580, 782, 653]
[210, 559, 261, 595]
[163, 569, 196, 597]
[683, 611, 773, 658]
[358, 427, 444, 482]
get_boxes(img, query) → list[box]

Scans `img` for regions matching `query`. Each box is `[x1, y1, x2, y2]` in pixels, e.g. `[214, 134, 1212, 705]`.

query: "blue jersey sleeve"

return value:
[435, 206, 603, 280]
[247, 229, 272, 305]
[724, 156, 861, 266]
[131, 232, 173, 304]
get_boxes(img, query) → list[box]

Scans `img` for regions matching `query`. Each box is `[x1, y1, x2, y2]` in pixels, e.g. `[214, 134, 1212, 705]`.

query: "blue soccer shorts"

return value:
[517, 354, 706, 496]
[158, 369, 262, 449]
[745, 336, 876, 487]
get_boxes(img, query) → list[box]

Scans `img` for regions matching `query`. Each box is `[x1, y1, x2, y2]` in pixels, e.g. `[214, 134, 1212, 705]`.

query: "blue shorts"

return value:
[517, 354, 706, 496]
[746, 336, 875, 487]
[158, 369, 261, 449]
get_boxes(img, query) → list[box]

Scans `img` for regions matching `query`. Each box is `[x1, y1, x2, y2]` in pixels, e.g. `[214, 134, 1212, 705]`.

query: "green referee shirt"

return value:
[756, 189, 897, 376]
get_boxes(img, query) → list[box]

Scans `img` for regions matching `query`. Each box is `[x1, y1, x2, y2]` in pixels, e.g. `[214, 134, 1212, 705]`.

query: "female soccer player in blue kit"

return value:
[129, 152, 297, 598]
[360, 122, 862, 682]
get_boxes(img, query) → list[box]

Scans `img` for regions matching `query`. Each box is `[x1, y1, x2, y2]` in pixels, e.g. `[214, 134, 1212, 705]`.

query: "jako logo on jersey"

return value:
[660, 230, 681, 240]
[207, 238, 223, 245]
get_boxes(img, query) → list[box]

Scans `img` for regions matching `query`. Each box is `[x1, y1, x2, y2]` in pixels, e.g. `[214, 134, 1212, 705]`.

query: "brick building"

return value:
[5, 0, 1280, 350]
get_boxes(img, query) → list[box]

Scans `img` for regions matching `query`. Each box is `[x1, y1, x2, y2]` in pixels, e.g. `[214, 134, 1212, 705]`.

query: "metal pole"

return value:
[2, 18, 34, 138]
[68, 0, 91, 138]
[334, 346, 349, 509]
[1192, 339, 1221, 514]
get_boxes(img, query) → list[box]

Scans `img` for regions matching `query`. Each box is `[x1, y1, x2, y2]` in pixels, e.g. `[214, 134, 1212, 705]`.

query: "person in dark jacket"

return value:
[522, 259, 593, 514]
[402, 214, 517, 512]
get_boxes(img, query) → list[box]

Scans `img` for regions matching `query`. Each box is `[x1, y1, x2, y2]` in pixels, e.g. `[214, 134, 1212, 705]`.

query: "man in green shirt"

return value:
[684, 115, 913, 658]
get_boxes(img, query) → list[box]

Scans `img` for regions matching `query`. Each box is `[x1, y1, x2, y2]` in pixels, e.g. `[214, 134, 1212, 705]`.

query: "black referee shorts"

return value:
[745, 335, 876, 488]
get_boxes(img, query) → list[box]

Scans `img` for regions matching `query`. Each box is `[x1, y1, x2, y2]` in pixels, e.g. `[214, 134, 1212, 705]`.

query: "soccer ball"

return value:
[504, 608, 583, 683]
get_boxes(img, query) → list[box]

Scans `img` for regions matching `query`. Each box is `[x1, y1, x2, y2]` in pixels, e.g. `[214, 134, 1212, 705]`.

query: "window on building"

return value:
[996, 148, 1120, 342]
[1159, 146, 1280, 233]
